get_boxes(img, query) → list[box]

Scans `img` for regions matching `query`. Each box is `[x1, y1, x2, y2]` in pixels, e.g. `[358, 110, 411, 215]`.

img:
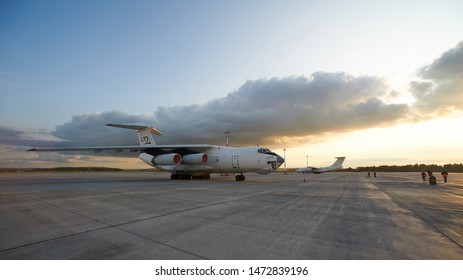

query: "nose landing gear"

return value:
[235, 173, 245, 181]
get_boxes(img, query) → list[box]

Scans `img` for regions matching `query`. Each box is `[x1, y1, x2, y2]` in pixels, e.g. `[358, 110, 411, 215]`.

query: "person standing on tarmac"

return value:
[441, 171, 448, 183]
[421, 171, 427, 183]
[428, 170, 437, 185]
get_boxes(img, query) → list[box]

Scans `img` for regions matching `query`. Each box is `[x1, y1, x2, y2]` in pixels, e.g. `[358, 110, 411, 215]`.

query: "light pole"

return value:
[306, 155, 308, 167]
[283, 148, 286, 174]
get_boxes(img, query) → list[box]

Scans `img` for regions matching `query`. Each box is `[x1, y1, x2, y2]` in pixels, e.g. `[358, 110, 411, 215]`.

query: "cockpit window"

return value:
[258, 148, 274, 155]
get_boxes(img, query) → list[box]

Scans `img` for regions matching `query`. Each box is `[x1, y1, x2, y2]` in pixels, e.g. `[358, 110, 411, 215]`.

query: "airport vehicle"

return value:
[296, 157, 345, 174]
[28, 124, 285, 181]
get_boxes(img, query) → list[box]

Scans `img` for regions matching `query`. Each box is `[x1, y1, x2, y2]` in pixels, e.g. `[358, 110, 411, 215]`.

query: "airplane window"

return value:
[258, 148, 272, 154]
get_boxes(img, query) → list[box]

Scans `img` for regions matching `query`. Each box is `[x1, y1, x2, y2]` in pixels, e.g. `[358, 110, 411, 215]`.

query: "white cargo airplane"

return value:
[296, 157, 345, 174]
[28, 124, 285, 181]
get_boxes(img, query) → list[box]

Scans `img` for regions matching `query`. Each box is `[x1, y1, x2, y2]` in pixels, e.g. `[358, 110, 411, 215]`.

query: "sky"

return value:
[1, 0, 463, 169]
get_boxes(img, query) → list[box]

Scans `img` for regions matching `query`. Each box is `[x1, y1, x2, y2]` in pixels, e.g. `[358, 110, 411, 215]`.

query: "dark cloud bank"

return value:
[5, 40, 463, 149]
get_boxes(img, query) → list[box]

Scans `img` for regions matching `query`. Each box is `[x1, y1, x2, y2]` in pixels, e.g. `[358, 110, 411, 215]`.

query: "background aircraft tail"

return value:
[332, 157, 346, 167]
[106, 124, 162, 147]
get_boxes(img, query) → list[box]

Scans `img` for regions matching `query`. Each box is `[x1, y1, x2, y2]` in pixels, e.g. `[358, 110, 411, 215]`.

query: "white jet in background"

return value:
[28, 124, 285, 181]
[296, 157, 346, 174]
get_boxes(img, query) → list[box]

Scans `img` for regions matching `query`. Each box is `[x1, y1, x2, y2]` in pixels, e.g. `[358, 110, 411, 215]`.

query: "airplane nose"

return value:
[276, 154, 285, 166]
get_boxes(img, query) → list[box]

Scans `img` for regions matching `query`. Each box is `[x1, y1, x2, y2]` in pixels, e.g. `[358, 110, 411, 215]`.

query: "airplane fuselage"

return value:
[139, 146, 284, 179]
[296, 157, 346, 174]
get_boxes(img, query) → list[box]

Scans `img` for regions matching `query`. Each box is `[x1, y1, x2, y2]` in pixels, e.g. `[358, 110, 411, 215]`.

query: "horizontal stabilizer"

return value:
[106, 123, 163, 135]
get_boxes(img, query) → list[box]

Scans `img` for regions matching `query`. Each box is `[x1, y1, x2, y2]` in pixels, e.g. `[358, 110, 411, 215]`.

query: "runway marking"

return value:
[446, 193, 463, 199]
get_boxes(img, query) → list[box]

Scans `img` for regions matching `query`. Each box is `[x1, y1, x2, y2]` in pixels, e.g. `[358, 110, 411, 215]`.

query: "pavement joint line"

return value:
[2, 193, 207, 259]
[2, 172, 463, 259]
[365, 176, 463, 254]
[0, 226, 108, 255]
[446, 193, 463, 199]
[1, 185, 292, 258]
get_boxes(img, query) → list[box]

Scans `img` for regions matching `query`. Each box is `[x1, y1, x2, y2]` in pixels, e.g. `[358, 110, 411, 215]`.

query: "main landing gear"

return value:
[171, 174, 191, 180]
[235, 173, 245, 181]
[170, 173, 245, 181]
[170, 174, 211, 180]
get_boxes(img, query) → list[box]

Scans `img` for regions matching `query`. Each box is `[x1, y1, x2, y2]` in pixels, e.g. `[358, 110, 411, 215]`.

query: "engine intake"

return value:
[182, 153, 208, 164]
[152, 153, 182, 165]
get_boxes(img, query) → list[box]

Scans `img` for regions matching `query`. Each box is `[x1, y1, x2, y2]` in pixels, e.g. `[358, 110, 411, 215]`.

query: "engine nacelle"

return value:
[153, 153, 182, 165]
[139, 153, 155, 166]
[182, 153, 208, 164]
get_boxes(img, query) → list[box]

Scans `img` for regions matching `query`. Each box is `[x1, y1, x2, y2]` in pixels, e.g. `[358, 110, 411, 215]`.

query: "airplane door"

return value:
[232, 156, 239, 168]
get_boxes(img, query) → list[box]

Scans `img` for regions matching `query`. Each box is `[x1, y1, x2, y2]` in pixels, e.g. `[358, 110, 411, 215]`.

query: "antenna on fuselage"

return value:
[224, 130, 230, 146]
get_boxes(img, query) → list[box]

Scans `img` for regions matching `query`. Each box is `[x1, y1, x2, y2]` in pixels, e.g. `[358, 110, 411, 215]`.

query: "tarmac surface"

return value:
[1, 171, 462, 259]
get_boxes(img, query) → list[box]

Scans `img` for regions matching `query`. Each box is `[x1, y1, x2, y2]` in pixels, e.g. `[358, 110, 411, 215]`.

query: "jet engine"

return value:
[182, 153, 208, 164]
[152, 153, 182, 165]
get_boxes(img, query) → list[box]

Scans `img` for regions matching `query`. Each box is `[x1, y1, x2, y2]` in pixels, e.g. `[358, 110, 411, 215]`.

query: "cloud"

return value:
[51, 111, 155, 146]
[155, 72, 408, 145]
[0, 126, 23, 144]
[411, 41, 463, 114]
[3, 72, 409, 150]
[0, 126, 97, 167]
[6, 40, 463, 155]
[419, 41, 463, 81]
[0, 126, 57, 147]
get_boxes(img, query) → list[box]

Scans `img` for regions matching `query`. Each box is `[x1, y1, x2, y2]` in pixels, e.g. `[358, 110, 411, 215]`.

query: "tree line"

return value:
[341, 163, 463, 173]
[1, 167, 124, 173]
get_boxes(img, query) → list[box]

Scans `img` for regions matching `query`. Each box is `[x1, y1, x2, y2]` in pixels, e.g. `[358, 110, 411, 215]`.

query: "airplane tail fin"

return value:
[106, 124, 162, 147]
[332, 157, 346, 167]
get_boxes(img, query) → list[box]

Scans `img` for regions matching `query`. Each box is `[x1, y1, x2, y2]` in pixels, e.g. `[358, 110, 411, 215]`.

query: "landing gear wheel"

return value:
[171, 174, 192, 180]
[235, 174, 245, 181]
[192, 174, 211, 180]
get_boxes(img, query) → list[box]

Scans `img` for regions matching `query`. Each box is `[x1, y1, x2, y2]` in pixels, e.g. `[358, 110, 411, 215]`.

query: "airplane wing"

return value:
[27, 146, 145, 153]
[28, 123, 217, 155]
[27, 144, 216, 154]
